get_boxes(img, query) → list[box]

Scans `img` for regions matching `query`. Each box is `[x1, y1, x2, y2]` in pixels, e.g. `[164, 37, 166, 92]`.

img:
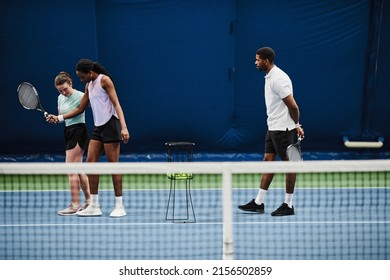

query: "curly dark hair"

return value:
[76, 59, 114, 82]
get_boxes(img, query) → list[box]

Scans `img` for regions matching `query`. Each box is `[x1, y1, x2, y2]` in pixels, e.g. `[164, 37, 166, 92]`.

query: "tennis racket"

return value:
[17, 82, 48, 117]
[287, 137, 303, 162]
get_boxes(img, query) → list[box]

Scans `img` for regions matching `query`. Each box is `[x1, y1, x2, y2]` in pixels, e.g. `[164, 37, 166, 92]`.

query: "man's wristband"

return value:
[295, 122, 300, 128]
[58, 115, 64, 123]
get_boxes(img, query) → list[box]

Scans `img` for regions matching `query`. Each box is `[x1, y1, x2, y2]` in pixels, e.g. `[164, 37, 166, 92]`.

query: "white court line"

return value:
[1, 220, 390, 227]
[234, 221, 390, 225]
[1, 186, 389, 193]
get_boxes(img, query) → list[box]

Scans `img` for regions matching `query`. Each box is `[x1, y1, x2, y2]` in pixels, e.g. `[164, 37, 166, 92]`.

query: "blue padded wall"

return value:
[1, 0, 389, 156]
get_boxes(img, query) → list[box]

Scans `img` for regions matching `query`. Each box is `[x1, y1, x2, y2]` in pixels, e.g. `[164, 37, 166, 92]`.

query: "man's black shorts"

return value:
[64, 123, 89, 151]
[90, 116, 122, 143]
[264, 129, 295, 159]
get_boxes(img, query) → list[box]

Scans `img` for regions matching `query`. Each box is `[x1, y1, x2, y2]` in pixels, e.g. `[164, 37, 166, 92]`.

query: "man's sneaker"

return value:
[271, 203, 295, 216]
[77, 204, 102, 216]
[110, 205, 126, 218]
[238, 199, 264, 213]
[58, 204, 79, 216]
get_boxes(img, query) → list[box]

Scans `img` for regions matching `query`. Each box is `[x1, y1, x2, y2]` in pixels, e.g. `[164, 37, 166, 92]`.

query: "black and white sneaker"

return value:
[238, 199, 265, 214]
[271, 203, 295, 216]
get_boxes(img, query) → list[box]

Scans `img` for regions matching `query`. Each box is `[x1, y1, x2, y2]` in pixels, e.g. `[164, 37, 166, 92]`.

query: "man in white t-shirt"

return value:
[239, 47, 305, 216]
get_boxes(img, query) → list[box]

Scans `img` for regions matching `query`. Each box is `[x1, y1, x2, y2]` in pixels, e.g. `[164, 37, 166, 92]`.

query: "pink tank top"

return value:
[88, 74, 118, 126]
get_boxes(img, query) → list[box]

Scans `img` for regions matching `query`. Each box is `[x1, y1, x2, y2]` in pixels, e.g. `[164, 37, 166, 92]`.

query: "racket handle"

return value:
[44, 112, 48, 118]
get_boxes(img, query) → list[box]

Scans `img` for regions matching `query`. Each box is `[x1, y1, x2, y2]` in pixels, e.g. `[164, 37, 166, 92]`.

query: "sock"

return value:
[255, 189, 267, 205]
[115, 196, 123, 207]
[91, 194, 99, 206]
[284, 193, 293, 208]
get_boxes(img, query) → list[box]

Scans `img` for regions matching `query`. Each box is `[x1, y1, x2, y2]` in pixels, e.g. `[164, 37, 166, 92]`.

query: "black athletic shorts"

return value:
[64, 123, 89, 151]
[90, 116, 122, 143]
[264, 129, 295, 159]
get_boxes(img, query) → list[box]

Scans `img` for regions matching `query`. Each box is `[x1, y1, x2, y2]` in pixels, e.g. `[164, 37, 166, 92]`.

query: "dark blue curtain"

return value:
[1, 0, 388, 155]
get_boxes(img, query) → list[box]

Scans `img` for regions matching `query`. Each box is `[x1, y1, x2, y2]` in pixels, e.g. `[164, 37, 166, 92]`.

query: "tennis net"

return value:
[0, 160, 389, 260]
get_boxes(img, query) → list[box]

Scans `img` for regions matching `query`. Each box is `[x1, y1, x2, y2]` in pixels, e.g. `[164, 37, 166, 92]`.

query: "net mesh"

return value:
[0, 160, 389, 260]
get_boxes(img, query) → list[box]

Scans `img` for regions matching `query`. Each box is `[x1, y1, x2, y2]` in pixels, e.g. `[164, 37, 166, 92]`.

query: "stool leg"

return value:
[166, 179, 195, 223]
[186, 179, 196, 222]
[185, 180, 189, 219]
[172, 180, 176, 220]
[165, 179, 176, 221]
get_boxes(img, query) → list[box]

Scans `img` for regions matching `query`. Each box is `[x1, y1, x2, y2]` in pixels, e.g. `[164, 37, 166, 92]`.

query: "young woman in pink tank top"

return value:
[47, 59, 130, 218]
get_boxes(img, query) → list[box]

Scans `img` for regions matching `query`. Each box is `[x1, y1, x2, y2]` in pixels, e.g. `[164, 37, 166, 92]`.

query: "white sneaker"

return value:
[78, 200, 90, 212]
[110, 205, 126, 218]
[58, 204, 79, 216]
[77, 204, 102, 216]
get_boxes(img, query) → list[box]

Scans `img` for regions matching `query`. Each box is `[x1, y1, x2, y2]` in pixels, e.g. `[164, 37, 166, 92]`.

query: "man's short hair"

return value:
[256, 47, 275, 63]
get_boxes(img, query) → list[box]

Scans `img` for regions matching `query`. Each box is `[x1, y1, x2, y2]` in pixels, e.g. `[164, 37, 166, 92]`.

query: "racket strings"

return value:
[287, 145, 302, 161]
[18, 85, 39, 109]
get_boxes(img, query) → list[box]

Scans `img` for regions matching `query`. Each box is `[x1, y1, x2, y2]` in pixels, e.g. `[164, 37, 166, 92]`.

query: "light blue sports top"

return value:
[57, 90, 86, 127]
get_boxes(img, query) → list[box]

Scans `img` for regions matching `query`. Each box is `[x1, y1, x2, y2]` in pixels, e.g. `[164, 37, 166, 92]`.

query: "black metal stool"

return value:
[165, 142, 196, 223]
